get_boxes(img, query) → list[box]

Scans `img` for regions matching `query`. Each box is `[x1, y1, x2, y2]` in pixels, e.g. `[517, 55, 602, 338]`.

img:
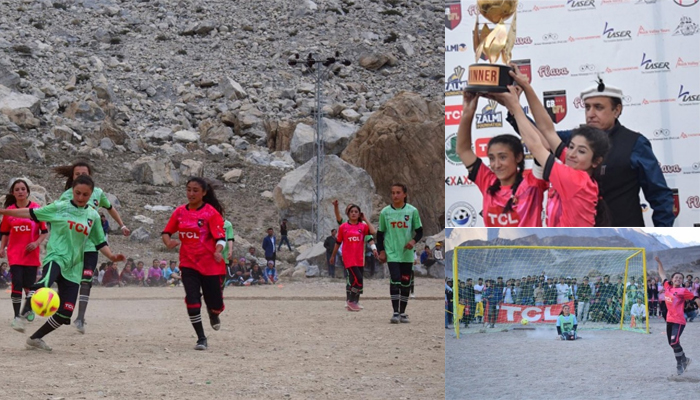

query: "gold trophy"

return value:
[466, 0, 518, 92]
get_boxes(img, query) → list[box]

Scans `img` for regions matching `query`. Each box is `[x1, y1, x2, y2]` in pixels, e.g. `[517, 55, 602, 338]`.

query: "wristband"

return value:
[120, 225, 128, 230]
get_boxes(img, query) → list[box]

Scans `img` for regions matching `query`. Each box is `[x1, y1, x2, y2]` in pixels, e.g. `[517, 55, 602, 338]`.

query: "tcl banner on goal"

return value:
[486, 301, 575, 324]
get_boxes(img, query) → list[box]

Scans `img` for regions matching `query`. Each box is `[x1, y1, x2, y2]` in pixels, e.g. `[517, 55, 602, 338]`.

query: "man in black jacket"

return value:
[323, 229, 338, 278]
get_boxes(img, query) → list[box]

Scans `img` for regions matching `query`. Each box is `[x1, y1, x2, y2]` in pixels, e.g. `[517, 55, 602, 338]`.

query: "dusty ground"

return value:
[446, 317, 700, 400]
[0, 279, 444, 400]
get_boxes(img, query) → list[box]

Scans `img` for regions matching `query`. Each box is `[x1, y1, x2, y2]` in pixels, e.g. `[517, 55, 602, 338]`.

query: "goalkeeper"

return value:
[556, 304, 578, 340]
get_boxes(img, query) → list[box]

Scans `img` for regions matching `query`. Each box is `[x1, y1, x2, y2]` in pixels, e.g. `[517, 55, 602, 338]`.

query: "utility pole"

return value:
[288, 52, 351, 241]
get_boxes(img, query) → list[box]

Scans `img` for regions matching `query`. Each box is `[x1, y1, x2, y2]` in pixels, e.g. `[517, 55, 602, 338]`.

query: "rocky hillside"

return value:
[0, 0, 445, 275]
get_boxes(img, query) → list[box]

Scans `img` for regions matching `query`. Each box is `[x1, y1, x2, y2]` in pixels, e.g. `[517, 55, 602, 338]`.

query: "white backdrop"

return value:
[445, 0, 700, 227]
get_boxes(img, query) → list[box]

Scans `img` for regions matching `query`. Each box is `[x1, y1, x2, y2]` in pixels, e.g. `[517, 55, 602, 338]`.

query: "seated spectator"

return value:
[249, 263, 266, 285]
[433, 243, 445, 266]
[0, 262, 10, 289]
[264, 260, 279, 284]
[97, 263, 107, 285]
[235, 258, 251, 281]
[133, 261, 146, 286]
[102, 262, 120, 287]
[146, 259, 164, 286]
[598, 297, 620, 324]
[421, 246, 435, 267]
[685, 299, 698, 323]
[165, 260, 181, 286]
[630, 297, 647, 324]
[224, 262, 242, 287]
[120, 263, 138, 286]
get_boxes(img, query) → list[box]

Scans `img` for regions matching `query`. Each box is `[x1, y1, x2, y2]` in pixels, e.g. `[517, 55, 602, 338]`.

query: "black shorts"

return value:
[10, 265, 38, 295]
[181, 267, 225, 314]
[667, 322, 686, 346]
[388, 262, 413, 287]
[81, 252, 99, 283]
[35, 261, 80, 322]
[345, 266, 364, 294]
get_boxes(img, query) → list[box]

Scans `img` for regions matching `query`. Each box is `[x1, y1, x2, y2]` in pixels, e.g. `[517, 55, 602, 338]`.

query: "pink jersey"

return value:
[337, 221, 369, 268]
[471, 160, 548, 227]
[663, 281, 696, 325]
[545, 149, 598, 227]
[0, 202, 47, 267]
[162, 203, 225, 276]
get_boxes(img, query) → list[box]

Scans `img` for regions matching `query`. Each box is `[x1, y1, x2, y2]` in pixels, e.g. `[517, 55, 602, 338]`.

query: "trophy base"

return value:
[465, 63, 514, 93]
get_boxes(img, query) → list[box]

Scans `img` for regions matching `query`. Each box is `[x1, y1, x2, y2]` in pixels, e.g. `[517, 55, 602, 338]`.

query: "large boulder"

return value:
[180, 159, 203, 178]
[295, 241, 328, 273]
[199, 119, 233, 144]
[131, 156, 180, 186]
[0, 84, 40, 114]
[1, 108, 40, 129]
[0, 67, 20, 90]
[265, 119, 296, 152]
[98, 118, 128, 145]
[64, 100, 105, 122]
[341, 91, 444, 235]
[220, 77, 247, 100]
[273, 155, 375, 237]
[290, 118, 357, 164]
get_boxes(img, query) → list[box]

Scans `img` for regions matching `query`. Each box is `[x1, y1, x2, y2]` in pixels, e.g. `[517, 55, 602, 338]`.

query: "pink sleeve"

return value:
[473, 162, 497, 196]
[549, 163, 591, 201]
[163, 208, 180, 234]
[0, 214, 8, 233]
[523, 169, 548, 191]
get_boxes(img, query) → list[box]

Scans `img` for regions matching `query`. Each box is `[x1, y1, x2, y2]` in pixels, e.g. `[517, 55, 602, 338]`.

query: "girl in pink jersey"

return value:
[162, 177, 226, 351]
[0, 179, 48, 332]
[656, 256, 700, 375]
[489, 66, 611, 227]
[329, 205, 377, 311]
[456, 92, 548, 227]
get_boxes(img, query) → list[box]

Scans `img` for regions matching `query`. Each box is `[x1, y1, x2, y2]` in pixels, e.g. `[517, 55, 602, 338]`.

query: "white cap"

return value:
[580, 83, 624, 101]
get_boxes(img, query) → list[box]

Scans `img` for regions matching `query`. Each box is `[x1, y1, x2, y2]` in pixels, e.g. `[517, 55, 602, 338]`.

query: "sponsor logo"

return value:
[640, 53, 670, 72]
[650, 128, 679, 141]
[660, 164, 682, 173]
[678, 84, 700, 104]
[445, 134, 462, 166]
[512, 59, 532, 83]
[179, 231, 200, 239]
[543, 90, 567, 123]
[475, 100, 503, 129]
[537, 65, 570, 78]
[447, 202, 478, 227]
[445, 66, 467, 96]
[67, 220, 91, 236]
[64, 302, 75, 311]
[676, 57, 700, 68]
[12, 225, 31, 232]
[685, 162, 700, 175]
[500, 302, 575, 323]
[445, 175, 475, 187]
[445, 43, 469, 52]
[533, 3, 566, 11]
[638, 25, 670, 36]
[687, 196, 700, 209]
[603, 22, 632, 41]
[537, 32, 568, 45]
[568, 33, 601, 42]
[467, 4, 479, 16]
[475, 137, 490, 158]
[515, 36, 533, 45]
[681, 132, 700, 139]
[571, 63, 597, 77]
[390, 220, 411, 229]
[567, 0, 596, 10]
[674, 0, 699, 7]
[445, 105, 462, 125]
[445, 0, 461, 30]
[604, 64, 639, 74]
[674, 17, 700, 35]
[573, 97, 585, 109]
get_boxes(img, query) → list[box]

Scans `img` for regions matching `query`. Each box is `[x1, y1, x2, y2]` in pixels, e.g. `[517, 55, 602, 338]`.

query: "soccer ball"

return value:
[451, 207, 472, 226]
[31, 288, 60, 317]
[520, 318, 529, 325]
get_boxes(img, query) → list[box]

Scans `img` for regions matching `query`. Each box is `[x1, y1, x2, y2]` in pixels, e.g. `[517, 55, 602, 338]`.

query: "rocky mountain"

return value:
[0, 0, 444, 277]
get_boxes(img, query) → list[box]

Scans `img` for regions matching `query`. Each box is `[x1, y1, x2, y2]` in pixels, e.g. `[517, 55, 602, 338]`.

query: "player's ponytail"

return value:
[486, 135, 525, 213]
[54, 159, 94, 190]
[571, 125, 611, 227]
[4, 179, 32, 208]
[187, 177, 224, 216]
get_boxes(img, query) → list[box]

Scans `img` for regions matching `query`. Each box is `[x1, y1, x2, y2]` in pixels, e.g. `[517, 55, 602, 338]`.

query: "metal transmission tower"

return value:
[288, 52, 351, 241]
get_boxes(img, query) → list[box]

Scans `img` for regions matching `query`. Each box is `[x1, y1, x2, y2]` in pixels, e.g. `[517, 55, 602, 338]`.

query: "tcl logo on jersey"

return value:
[486, 207, 521, 227]
[179, 232, 200, 239]
[64, 302, 74, 311]
[390, 221, 410, 229]
[67, 221, 90, 236]
[347, 237, 361, 242]
[12, 225, 31, 232]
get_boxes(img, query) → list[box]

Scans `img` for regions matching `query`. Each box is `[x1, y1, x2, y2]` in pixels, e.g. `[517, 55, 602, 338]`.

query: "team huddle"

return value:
[0, 161, 423, 351]
[455, 65, 674, 227]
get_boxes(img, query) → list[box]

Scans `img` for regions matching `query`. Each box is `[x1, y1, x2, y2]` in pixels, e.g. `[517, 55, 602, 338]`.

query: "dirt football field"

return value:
[0, 279, 444, 400]
[446, 316, 700, 400]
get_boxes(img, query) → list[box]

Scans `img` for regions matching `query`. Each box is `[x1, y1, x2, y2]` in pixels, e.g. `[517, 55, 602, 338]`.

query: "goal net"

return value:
[449, 246, 648, 338]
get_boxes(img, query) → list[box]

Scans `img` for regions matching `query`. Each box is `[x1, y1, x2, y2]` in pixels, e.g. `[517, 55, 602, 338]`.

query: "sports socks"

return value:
[399, 287, 410, 314]
[30, 316, 61, 339]
[76, 282, 91, 321]
[390, 285, 400, 313]
[188, 308, 205, 340]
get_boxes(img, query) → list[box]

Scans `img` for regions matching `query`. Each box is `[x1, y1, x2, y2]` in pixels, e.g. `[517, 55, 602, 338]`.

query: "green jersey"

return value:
[222, 220, 235, 260]
[31, 200, 105, 284]
[557, 314, 576, 333]
[378, 203, 422, 263]
[59, 187, 111, 252]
